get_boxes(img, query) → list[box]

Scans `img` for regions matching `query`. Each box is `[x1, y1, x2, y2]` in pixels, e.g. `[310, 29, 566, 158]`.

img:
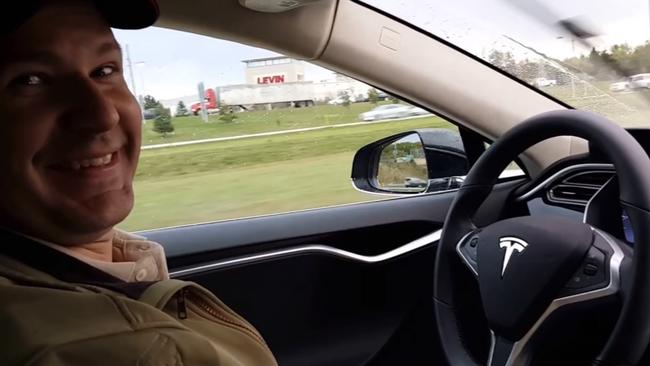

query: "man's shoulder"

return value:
[0, 253, 70, 288]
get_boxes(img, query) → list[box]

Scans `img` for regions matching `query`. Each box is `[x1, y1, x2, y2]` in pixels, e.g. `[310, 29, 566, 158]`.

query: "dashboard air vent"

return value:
[549, 185, 600, 204]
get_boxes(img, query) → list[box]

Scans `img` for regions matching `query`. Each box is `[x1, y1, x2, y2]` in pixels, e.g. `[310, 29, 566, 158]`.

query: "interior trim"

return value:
[455, 231, 478, 276]
[563, 170, 615, 187]
[169, 229, 442, 278]
[583, 177, 616, 224]
[516, 163, 614, 201]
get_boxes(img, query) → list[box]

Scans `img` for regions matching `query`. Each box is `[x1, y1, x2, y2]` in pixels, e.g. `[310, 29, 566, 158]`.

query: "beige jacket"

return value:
[0, 229, 278, 366]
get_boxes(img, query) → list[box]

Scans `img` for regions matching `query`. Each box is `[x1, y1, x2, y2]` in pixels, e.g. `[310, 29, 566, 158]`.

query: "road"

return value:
[142, 114, 432, 150]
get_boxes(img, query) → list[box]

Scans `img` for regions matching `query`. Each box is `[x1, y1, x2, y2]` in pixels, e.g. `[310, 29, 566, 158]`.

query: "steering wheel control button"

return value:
[475, 216, 593, 340]
[562, 246, 608, 294]
[583, 263, 598, 276]
[457, 233, 481, 274]
[470, 237, 478, 248]
[466, 237, 478, 261]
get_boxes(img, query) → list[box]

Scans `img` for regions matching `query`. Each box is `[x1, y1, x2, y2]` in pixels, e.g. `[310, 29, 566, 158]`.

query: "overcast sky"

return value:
[113, 0, 650, 100]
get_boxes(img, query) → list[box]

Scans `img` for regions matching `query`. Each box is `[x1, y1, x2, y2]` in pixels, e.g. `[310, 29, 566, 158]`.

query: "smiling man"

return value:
[0, 2, 142, 252]
[0, 1, 277, 365]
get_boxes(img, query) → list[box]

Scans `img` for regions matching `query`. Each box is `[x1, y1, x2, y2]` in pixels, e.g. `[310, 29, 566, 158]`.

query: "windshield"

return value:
[363, 0, 650, 126]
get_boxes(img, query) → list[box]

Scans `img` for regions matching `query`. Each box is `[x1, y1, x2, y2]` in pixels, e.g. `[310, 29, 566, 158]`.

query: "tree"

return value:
[143, 95, 162, 110]
[218, 104, 238, 123]
[630, 43, 650, 74]
[340, 91, 351, 107]
[368, 88, 379, 104]
[389, 95, 400, 104]
[516, 59, 540, 82]
[153, 106, 174, 137]
[488, 50, 518, 75]
[175, 101, 189, 117]
[610, 43, 633, 73]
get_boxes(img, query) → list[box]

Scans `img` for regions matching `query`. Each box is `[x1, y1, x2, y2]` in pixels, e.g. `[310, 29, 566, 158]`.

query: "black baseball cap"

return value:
[1, 0, 159, 36]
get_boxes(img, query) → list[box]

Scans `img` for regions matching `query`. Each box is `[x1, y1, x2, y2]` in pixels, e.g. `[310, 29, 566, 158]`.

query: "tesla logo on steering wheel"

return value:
[499, 237, 529, 278]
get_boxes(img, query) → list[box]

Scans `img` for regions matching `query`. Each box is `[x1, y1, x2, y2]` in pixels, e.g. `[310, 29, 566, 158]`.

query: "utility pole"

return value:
[126, 45, 146, 122]
[125, 44, 137, 98]
[198, 82, 208, 122]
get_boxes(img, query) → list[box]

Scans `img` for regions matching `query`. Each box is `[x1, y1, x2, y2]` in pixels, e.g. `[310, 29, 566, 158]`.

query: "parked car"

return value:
[532, 77, 557, 87]
[328, 95, 356, 105]
[629, 73, 650, 89]
[358, 104, 415, 121]
[143, 108, 159, 120]
[404, 177, 427, 188]
[377, 90, 390, 100]
[612, 74, 650, 91]
[610, 78, 630, 92]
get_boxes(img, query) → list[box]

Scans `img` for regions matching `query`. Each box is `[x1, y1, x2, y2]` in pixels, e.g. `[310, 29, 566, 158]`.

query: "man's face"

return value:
[0, 1, 142, 245]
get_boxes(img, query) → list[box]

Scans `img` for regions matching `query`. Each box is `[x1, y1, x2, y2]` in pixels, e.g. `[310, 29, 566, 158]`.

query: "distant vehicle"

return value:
[532, 77, 557, 87]
[408, 106, 430, 116]
[376, 90, 390, 100]
[610, 78, 630, 92]
[143, 108, 159, 120]
[191, 88, 220, 115]
[404, 177, 428, 188]
[628, 73, 650, 89]
[358, 104, 418, 121]
[328, 95, 357, 105]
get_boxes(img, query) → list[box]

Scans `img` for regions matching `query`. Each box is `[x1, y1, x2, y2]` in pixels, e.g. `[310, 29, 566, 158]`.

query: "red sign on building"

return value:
[257, 75, 285, 84]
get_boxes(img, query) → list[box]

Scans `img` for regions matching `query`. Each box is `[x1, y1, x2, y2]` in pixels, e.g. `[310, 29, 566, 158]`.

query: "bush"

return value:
[339, 91, 351, 107]
[219, 104, 238, 123]
[368, 88, 379, 104]
[153, 107, 174, 137]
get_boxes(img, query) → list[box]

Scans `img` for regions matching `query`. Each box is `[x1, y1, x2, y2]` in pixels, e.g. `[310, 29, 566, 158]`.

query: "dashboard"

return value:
[515, 128, 650, 248]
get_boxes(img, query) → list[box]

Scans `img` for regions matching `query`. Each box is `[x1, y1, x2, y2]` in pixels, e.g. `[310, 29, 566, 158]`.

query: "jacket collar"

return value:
[0, 229, 155, 299]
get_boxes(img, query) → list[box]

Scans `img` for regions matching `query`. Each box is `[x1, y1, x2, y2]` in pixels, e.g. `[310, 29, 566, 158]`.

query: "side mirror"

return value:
[351, 129, 469, 194]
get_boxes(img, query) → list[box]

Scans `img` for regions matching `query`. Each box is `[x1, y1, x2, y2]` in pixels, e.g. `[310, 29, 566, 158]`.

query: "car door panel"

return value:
[138, 178, 524, 366]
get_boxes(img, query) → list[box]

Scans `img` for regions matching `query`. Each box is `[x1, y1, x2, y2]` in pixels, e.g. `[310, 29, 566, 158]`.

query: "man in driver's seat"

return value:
[0, 1, 277, 364]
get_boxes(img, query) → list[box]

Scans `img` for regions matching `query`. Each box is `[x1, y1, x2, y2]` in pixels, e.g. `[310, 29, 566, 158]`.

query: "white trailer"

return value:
[219, 82, 316, 109]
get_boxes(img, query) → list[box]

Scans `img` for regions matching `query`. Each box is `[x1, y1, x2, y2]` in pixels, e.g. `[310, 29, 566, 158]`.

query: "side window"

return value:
[114, 27, 464, 231]
[483, 142, 527, 178]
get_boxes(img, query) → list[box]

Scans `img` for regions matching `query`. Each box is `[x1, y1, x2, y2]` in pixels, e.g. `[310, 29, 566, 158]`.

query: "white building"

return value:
[243, 56, 306, 85]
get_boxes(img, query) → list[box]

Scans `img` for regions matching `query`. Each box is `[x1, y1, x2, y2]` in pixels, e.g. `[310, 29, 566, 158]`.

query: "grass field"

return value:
[142, 102, 391, 146]
[543, 81, 650, 127]
[124, 116, 452, 231]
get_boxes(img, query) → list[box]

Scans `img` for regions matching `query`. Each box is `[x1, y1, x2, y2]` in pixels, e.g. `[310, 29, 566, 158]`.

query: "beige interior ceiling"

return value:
[155, 0, 338, 60]
[155, 0, 588, 177]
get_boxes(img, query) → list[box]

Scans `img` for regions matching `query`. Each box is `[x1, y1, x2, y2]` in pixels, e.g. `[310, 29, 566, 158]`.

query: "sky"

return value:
[113, 0, 650, 100]
[112, 28, 335, 100]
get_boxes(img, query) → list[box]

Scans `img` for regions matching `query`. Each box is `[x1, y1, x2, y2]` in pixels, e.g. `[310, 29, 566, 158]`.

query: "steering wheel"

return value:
[434, 110, 650, 366]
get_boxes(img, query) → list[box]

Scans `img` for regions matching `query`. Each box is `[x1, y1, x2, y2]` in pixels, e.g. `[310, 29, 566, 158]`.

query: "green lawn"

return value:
[543, 82, 650, 127]
[142, 102, 393, 146]
[124, 116, 452, 231]
[124, 152, 379, 231]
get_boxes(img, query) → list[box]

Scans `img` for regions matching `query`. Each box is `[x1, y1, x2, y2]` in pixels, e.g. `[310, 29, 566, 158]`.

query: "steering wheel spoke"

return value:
[556, 229, 625, 300]
[487, 332, 521, 366]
